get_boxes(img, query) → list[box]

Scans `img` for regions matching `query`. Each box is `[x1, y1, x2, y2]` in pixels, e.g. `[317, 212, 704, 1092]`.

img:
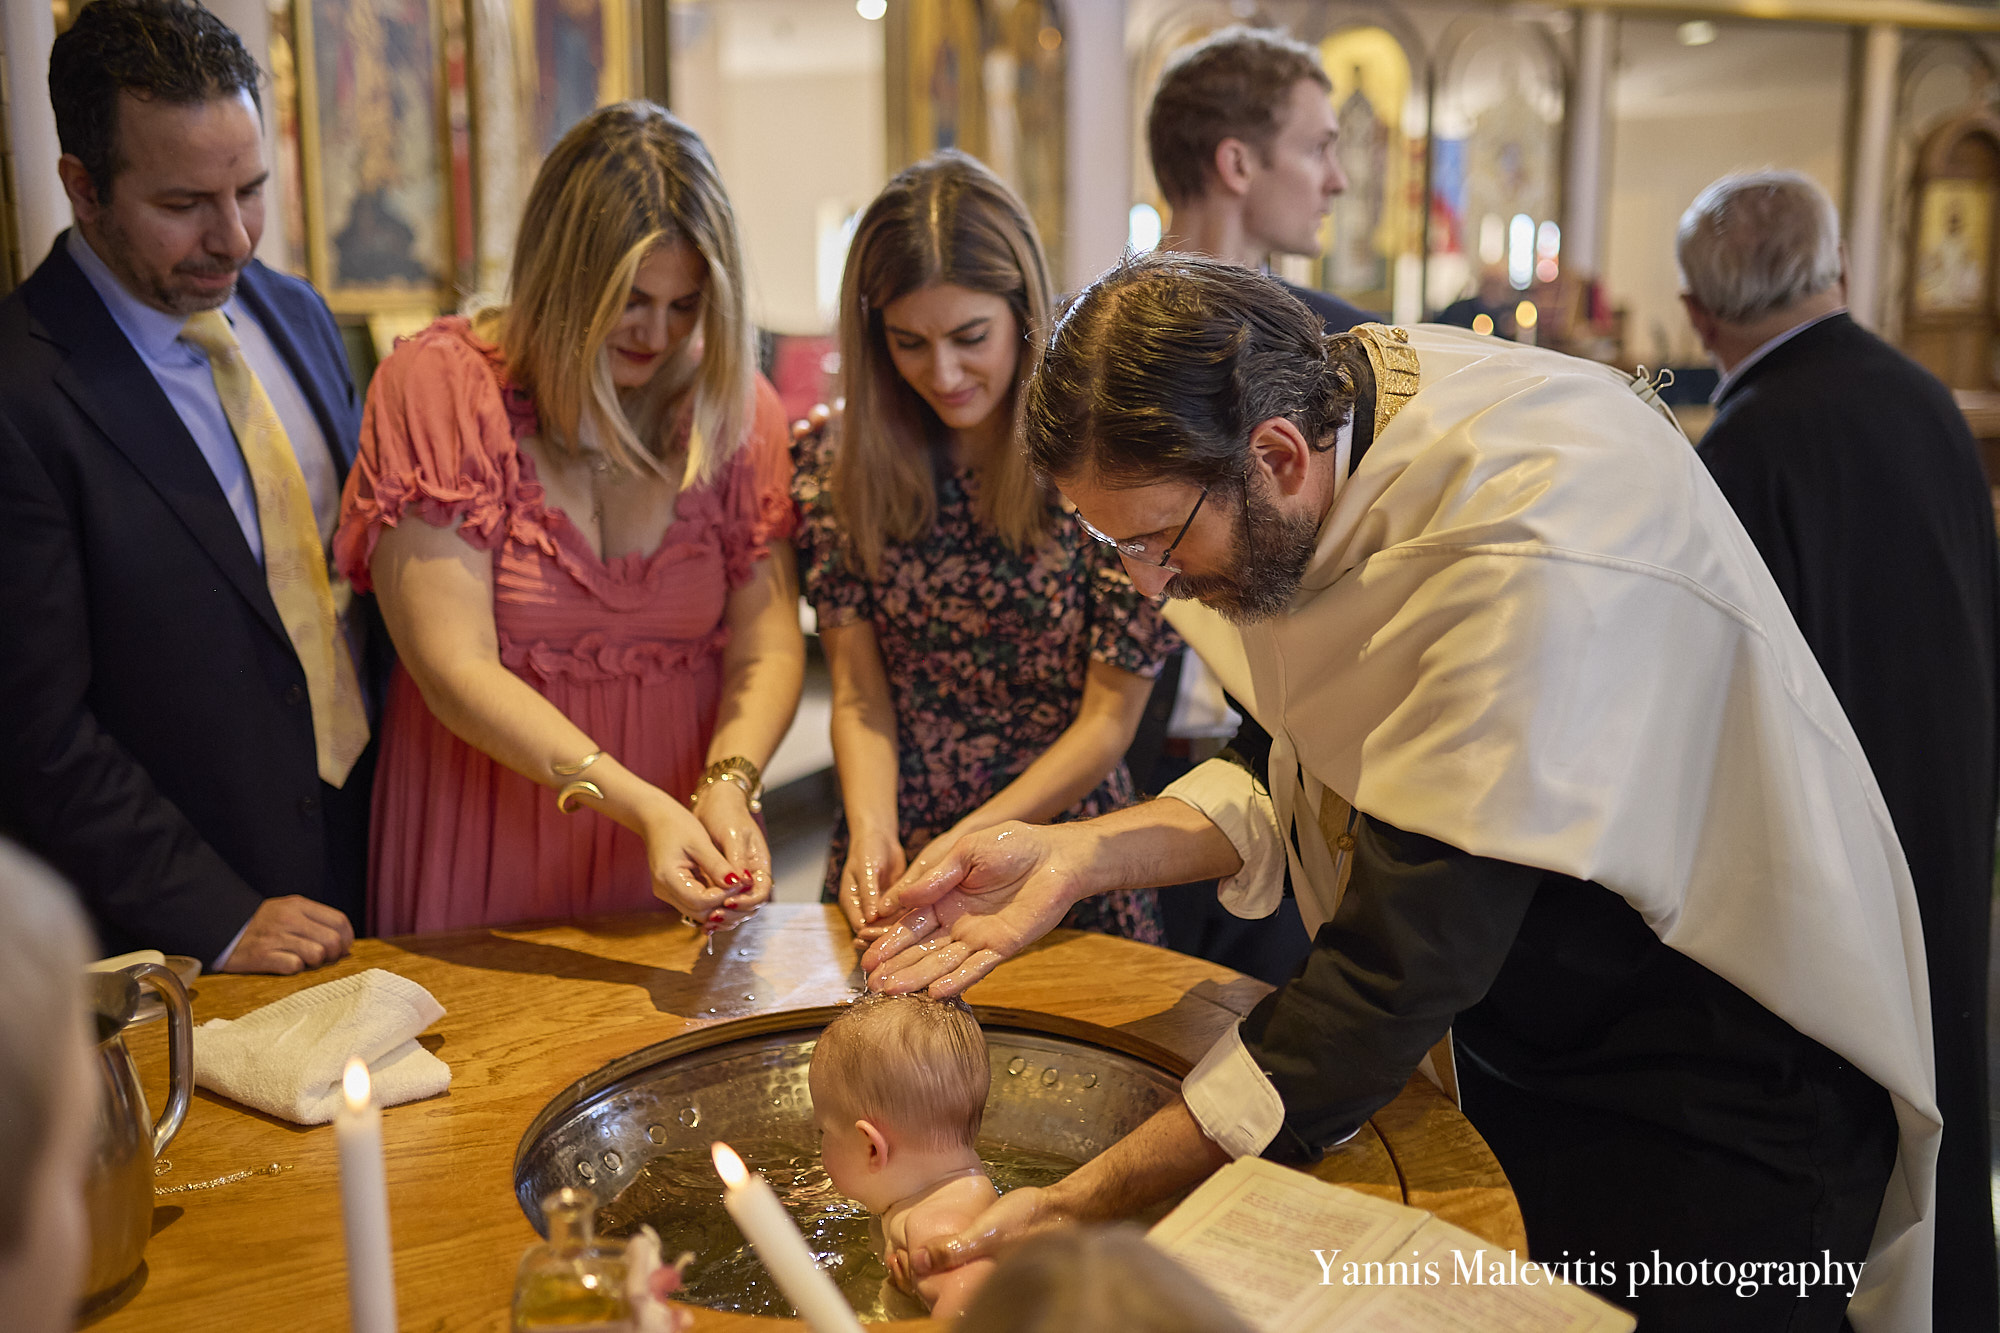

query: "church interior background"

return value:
[12, 0, 2000, 447]
[7, 0, 2000, 446]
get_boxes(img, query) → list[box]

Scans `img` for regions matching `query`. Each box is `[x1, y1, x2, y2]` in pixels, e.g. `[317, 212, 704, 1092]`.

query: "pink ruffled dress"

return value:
[334, 318, 795, 935]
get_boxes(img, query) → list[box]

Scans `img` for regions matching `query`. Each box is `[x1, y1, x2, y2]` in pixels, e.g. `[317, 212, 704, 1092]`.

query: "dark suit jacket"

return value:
[0, 235, 373, 961]
[1698, 311, 2000, 1323]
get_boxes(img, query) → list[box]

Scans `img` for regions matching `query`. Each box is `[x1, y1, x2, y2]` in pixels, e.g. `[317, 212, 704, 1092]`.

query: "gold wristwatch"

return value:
[692, 756, 763, 814]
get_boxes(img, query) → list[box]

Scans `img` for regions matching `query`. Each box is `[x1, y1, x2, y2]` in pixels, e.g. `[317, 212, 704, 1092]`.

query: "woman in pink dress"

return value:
[334, 103, 804, 935]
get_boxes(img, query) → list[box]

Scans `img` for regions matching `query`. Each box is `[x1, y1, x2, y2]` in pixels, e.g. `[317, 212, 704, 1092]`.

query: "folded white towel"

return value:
[194, 968, 451, 1124]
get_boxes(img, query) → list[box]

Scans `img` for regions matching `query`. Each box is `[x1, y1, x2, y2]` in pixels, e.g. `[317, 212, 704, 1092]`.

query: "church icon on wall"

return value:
[334, 187, 431, 286]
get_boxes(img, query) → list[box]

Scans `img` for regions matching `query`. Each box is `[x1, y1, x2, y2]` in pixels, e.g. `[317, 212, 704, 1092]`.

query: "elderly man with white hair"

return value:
[1681, 168, 2000, 1331]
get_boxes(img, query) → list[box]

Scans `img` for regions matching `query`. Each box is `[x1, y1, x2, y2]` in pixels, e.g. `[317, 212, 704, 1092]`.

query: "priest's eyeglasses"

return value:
[1076, 483, 1211, 573]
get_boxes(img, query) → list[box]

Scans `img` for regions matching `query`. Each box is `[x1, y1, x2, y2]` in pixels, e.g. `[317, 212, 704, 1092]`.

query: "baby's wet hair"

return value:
[810, 993, 990, 1150]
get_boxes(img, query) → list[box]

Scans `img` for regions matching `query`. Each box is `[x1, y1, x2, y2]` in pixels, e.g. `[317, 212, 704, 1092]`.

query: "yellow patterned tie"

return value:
[181, 309, 369, 787]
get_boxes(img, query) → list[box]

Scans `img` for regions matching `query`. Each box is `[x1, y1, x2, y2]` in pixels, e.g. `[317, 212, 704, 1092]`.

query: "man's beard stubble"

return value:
[1163, 478, 1320, 626]
[99, 212, 242, 316]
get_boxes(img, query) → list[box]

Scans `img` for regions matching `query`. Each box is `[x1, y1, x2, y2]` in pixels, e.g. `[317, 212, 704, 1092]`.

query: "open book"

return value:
[1148, 1158, 1635, 1332]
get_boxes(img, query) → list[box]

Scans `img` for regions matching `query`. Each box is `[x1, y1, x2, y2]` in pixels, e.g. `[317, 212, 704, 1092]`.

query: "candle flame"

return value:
[342, 1057, 372, 1111]
[711, 1140, 747, 1187]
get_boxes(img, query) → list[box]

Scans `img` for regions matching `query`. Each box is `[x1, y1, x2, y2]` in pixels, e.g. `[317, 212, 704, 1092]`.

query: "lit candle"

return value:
[336, 1058, 398, 1333]
[711, 1141, 864, 1332]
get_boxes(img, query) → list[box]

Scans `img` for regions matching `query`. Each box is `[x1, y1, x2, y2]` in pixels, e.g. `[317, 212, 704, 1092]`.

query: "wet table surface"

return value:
[94, 905, 1523, 1331]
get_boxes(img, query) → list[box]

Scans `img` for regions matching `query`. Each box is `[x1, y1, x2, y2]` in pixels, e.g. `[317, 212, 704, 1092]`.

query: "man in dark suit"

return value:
[1681, 169, 2000, 1330]
[0, 0, 373, 974]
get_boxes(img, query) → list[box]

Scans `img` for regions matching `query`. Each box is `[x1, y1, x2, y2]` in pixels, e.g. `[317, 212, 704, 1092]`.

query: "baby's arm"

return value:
[906, 1178, 1000, 1320]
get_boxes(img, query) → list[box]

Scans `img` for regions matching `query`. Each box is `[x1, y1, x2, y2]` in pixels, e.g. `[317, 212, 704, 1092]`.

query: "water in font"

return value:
[594, 1137, 1078, 1321]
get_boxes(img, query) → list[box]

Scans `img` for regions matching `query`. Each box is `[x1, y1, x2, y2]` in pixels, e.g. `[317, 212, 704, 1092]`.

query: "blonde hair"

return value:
[809, 994, 990, 1150]
[956, 1226, 1257, 1333]
[833, 151, 1055, 580]
[497, 101, 755, 486]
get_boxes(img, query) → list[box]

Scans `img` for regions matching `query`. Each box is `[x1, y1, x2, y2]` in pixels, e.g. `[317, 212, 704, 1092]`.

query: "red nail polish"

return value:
[708, 911, 726, 923]
[725, 872, 745, 888]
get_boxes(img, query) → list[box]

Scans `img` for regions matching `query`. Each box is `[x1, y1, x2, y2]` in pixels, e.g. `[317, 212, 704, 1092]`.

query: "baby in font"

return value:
[808, 992, 998, 1319]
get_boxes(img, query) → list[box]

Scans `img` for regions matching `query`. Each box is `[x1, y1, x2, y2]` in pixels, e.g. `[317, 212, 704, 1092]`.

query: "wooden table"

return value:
[95, 905, 1521, 1331]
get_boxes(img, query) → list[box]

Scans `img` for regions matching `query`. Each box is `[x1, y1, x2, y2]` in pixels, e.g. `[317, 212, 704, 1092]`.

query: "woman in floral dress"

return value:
[794, 152, 1177, 945]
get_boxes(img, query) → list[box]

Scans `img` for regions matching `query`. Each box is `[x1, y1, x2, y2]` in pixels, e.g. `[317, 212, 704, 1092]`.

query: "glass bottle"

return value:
[511, 1187, 634, 1331]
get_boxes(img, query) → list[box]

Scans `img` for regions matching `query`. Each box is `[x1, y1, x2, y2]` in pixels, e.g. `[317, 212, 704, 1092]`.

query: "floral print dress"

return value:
[794, 428, 1181, 944]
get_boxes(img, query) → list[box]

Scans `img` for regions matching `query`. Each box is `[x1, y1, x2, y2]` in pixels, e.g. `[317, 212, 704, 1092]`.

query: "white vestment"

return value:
[1164, 324, 1939, 1332]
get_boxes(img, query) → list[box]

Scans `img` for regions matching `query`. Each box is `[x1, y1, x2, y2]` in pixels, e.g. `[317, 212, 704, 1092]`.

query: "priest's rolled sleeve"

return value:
[1181, 1023, 1288, 1159]
[1161, 755, 1285, 919]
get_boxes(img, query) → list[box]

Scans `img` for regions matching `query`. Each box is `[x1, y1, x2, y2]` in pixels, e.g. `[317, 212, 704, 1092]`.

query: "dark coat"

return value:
[1698, 311, 2000, 1325]
[0, 235, 374, 961]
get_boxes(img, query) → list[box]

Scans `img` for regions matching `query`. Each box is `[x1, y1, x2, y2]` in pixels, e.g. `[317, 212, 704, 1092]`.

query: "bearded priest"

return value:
[860, 253, 1938, 1333]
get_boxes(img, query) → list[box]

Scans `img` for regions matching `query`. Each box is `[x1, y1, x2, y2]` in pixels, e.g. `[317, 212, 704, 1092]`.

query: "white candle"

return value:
[336, 1058, 398, 1333]
[711, 1141, 864, 1333]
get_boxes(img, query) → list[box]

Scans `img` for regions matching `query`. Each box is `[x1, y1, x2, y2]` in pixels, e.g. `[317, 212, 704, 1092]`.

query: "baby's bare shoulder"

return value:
[904, 1173, 998, 1243]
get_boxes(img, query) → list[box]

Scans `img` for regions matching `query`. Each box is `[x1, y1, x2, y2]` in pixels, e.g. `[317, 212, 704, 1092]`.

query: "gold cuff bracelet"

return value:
[552, 749, 603, 777]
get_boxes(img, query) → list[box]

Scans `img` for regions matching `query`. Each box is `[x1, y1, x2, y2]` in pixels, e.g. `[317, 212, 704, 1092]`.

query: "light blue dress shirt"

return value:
[66, 229, 341, 560]
[69, 231, 352, 969]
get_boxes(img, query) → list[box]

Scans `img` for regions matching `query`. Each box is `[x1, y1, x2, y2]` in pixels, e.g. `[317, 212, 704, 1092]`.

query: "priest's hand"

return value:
[892, 1098, 1231, 1283]
[861, 821, 1090, 997]
[886, 1184, 1069, 1289]
[891, 817, 986, 903]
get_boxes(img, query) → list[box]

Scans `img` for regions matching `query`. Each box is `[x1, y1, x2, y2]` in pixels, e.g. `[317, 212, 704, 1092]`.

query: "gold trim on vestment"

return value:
[1339, 324, 1423, 441]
